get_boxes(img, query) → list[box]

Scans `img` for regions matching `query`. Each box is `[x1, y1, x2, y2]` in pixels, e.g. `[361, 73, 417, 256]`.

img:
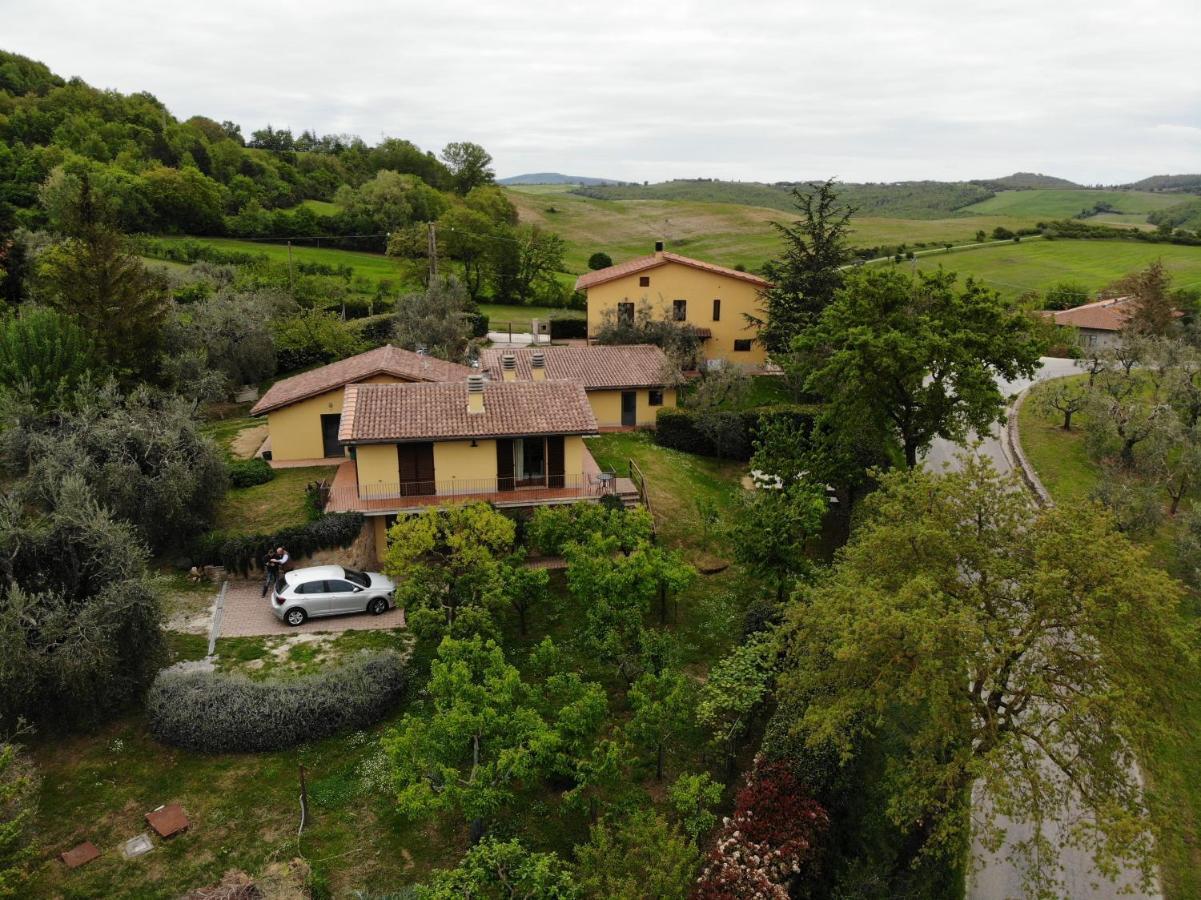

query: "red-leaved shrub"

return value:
[693, 757, 829, 899]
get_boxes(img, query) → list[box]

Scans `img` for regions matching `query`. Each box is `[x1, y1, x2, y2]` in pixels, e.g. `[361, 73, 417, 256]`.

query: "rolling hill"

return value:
[498, 172, 630, 186]
[971, 172, 1083, 190]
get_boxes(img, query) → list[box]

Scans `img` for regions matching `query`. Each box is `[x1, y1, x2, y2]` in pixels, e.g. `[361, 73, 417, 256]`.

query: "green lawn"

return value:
[1019, 378, 1201, 899]
[960, 189, 1181, 220]
[586, 431, 746, 566]
[214, 466, 334, 536]
[905, 239, 1201, 304]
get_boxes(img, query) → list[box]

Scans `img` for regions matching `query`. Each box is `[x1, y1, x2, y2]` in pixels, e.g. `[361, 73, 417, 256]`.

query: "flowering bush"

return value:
[693, 758, 829, 899]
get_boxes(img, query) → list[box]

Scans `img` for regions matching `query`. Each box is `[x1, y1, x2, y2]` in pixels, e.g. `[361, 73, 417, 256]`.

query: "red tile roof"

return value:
[251, 346, 474, 415]
[1042, 296, 1181, 332]
[478, 345, 677, 389]
[339, 380, 598, 444]
[573, 251, 771, 291]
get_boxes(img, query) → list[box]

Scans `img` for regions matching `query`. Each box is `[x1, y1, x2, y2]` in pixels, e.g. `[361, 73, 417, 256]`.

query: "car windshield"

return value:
[343, 568, 370, 588]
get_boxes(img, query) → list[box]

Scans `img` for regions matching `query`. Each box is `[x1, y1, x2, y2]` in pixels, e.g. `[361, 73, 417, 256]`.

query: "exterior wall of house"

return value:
[264, 374, 406, 461]
[585, 259, 768, 367]
[1073, 327, 1121, 350]
[587, 388, 678, 428]
[371, 515, 389, 563]
[355, 443, 399, 494]
[433, 439, 498, 486]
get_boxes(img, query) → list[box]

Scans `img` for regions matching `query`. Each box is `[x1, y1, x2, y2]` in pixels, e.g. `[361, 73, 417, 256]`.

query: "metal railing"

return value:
[326, 473, 610, 511]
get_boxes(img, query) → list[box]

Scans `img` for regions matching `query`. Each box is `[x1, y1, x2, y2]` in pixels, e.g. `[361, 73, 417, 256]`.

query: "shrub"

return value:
[147, 651, 408, 752]
[198, 512, 365, 575]
[348, 313, 395, 344]
[587, 251, 613, 270]
[467, 310, 490, 338]
[228, 458, 274, 488]
[654, 405, 817, 461]
[549, 318, 588, 340]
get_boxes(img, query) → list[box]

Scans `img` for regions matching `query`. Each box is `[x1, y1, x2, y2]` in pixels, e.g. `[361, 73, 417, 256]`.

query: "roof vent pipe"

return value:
[531, 351, 546, 380]
[501, 353, 518, 381]
[467, 373, 485, 414]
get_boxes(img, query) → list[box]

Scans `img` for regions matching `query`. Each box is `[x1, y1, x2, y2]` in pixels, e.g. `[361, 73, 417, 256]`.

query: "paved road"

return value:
[921, 358, 1159, 899]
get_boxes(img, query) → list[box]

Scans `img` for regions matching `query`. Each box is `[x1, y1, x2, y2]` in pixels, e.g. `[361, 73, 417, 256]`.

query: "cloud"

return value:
[3, 0, 1198, 183]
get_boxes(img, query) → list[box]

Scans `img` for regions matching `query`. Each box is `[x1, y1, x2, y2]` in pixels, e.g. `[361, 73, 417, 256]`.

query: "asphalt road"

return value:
[920, 358, 1160, 900]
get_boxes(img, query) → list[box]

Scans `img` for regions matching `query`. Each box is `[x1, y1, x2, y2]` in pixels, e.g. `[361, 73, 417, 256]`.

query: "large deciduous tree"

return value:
[441, 142, 495, 195]
[776, 454, 1192, 888]
[385, 636, 555, 835]
[383, 502, 524, 639]
[756, 178, 854, 353]
[797, 267, 1041, 467]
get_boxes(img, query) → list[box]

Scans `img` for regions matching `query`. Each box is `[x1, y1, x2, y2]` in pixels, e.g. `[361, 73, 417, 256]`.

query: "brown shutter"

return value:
[547, 436, 565, 488]
[415, 442, 435, 495]
[496, 438, 514, 491]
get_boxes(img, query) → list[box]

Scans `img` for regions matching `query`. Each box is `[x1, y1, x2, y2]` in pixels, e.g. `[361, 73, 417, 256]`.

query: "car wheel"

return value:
[285, 608, 307, 627]
[367, 597, 388, 616]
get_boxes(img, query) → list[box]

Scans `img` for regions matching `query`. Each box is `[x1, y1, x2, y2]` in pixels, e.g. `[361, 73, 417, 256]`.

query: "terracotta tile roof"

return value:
[573, 251, 771, 291]
[339, 380, 598, 444]
[251, 345, 474, 415]
[478, 345, 678, 389]
[1042, 296, 1181, 332]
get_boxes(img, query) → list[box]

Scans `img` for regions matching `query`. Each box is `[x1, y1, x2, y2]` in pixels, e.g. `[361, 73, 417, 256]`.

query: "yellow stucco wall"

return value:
[587, 388, 677, 427]
[564, 435, 585, 476]
[264, 374, 407, 462]
[355, 443, 399, 496]
[585, 258, 768, 367]
[433, 439, 498, 487]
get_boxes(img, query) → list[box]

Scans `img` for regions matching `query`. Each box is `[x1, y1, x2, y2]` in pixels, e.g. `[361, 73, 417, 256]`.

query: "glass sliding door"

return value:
[514, 437, 546, 487]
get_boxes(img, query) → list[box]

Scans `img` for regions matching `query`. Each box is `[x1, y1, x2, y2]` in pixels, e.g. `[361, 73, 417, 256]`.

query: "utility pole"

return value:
[287, 240, 295, 297]
[427, 222, 438, 281]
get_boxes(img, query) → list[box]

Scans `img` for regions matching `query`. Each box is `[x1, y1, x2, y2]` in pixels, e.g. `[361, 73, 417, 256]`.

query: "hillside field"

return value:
[904, 239, 1201, 303]
[959, 189, 1181, 220]
[505, 185, 1034, 272]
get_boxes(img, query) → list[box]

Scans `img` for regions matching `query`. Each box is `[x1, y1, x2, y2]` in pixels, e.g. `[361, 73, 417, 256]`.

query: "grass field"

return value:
[960, 189, 1181, 220]
[904, 239, 1201, 303]
[505, 187, 1035, 272]
[1019, 379, 1201, 898]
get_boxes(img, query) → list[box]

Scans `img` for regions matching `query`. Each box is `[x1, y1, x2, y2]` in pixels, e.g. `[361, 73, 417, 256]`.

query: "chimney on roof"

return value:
[416, 345, 428, 356]
[531, 351, 546, 381]
[654, 240, 664, 253]
[467, 374, 485, 414]
[501, 352, 518, 382]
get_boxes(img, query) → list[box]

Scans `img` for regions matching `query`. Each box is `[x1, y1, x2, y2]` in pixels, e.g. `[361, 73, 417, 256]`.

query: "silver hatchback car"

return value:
[272, 565, 396, 627]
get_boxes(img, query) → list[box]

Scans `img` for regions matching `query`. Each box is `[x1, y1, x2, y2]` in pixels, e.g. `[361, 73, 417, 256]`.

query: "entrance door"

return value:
[620, 391, 637, 427]
[516, 437, 546, 487]
[320, 414, 343, 458]
[547, 436, 565, 488]
[398, 442, 436, 496]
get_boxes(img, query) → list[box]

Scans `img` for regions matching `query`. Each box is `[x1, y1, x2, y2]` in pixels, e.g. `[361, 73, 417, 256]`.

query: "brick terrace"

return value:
[217, 579, 406, 638]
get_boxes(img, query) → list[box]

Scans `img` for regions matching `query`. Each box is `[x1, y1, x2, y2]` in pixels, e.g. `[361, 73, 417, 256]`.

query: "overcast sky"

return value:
[4, 0, 1199, 184]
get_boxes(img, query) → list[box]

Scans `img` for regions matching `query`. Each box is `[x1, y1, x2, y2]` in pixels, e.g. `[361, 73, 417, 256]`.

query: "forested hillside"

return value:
[0, 49, 496, 251]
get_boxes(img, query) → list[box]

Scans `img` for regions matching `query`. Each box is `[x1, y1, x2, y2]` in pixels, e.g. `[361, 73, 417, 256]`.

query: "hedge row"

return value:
[228, 458, 274, 488]
[196, 511, 365, 575]
[654, 404, 818, 460]
[147, 651, 408, 753]
[549, 318, 588, 340]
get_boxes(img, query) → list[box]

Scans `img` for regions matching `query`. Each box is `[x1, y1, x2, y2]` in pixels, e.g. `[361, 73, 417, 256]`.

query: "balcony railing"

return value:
[326, 473, 612, 513]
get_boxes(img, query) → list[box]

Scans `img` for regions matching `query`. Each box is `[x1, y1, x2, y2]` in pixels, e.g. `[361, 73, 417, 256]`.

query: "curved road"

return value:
[922, 357, 1160, 900]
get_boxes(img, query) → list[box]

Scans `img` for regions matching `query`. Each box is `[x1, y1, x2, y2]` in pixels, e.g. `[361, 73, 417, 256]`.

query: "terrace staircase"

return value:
[614, 477, 640, 509]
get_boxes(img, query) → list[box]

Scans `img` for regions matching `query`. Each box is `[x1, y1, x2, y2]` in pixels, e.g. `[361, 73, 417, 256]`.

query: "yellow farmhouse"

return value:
[328, 375, 611, 557]
[576, 244, 771, 369]
[250, 345, 473, 462]
[478, 345, 678, 429]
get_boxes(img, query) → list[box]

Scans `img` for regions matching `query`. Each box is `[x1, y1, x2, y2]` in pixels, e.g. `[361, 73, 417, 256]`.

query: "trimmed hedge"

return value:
[549, 318, 588, 340]
[196, 511, 365, 575]
[147, 651, 408, 753]
[228, 458, 274, 488]
[348, 313, 395, 344]
[654, 404, 818, 460]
